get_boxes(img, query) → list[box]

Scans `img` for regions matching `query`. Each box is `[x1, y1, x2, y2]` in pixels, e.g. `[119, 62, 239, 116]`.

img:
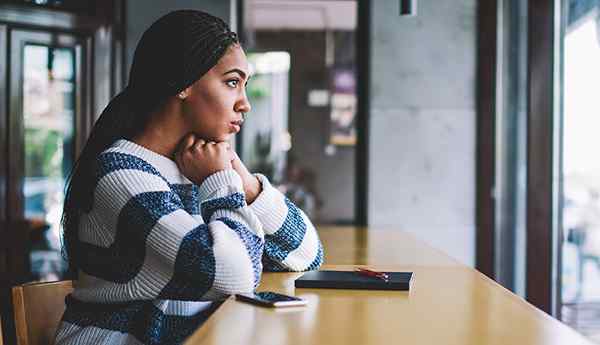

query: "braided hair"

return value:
[61, 10, 239, 274]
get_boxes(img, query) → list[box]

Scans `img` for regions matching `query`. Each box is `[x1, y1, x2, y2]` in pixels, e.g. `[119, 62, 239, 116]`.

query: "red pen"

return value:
[354, 267, 390, 282]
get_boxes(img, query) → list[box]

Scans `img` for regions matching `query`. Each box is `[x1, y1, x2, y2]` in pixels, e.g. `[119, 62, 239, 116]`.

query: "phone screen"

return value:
[236, 291, 307, 307]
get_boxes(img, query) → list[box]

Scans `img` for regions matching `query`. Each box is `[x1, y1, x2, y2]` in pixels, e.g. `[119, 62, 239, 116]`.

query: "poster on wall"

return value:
[330, 67, 357, 146]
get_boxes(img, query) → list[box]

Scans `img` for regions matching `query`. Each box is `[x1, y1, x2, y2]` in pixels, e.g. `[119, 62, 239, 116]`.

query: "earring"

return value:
[178, 92, 186, 100]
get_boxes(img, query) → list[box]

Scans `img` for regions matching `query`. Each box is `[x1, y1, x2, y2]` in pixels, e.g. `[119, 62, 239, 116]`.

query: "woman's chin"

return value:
[219, 133, 234, 141]
[196, 132, 231, 142]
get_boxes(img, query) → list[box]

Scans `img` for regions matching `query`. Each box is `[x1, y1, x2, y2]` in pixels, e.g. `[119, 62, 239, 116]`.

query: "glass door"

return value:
[560, 1, 600, 342]
[7, 29, 88, 283]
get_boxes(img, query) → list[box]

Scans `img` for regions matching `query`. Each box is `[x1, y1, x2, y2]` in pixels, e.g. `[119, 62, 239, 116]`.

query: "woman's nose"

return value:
[236, 95, 251, 113]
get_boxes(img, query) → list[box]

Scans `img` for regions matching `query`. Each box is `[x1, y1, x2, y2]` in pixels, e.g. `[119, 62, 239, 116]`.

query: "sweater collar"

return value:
[111, 139, 190, 184]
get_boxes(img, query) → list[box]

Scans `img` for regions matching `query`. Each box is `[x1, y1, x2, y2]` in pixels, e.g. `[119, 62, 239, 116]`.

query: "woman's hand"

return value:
[230, 150, 262, 204]
[174, 133, 234, 185]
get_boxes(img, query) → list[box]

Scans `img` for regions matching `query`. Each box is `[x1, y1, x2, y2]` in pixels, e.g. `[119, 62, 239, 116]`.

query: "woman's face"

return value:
[182, 44, 251, 142]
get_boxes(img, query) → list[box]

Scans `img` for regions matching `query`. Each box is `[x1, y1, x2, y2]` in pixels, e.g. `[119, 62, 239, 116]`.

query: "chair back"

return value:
[12, 280, 73, 345]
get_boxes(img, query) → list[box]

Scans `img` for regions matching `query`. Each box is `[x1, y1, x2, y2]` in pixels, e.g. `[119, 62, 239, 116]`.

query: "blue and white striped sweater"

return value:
[55, 139, 324, 345]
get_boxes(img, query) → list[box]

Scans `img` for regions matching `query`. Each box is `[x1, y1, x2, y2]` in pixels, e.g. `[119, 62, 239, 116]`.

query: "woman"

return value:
[55, 10, 323, 345]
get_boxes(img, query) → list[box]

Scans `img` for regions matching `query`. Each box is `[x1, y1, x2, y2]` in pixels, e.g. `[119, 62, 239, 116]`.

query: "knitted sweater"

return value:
[54, 139, 324, 345]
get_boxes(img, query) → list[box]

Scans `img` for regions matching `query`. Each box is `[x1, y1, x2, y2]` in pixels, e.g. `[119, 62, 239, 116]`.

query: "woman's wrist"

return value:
[243, 174, 262, 204]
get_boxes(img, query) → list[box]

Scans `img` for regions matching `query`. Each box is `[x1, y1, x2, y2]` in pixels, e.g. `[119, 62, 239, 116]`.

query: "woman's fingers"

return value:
[174, 137, 235, 184]
[181, 137, 230, 158]
[192, 138, 205, 152]
[216, 141, 230, 150]
[182, 133, 196, 150]
[175, 133, 194, 162]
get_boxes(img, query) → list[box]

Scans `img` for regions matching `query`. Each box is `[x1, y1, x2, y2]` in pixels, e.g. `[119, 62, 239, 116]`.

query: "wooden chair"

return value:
[1, 314, 5, 345]
[12, 281, 73, 345]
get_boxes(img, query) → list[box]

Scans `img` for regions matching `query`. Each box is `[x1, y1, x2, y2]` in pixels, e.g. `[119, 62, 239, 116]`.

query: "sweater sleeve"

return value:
[79, 152, 264, 302]
[248, 174, 324, 272]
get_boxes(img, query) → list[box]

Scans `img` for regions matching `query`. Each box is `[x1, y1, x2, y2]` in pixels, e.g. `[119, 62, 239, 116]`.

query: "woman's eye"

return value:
[226, 79, 239, 88]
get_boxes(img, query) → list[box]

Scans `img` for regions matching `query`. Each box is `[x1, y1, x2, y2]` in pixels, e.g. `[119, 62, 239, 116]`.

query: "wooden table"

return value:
[185, 226, 593, 345]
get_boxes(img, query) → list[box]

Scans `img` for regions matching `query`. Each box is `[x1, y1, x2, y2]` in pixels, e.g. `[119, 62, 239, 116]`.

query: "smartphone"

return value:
[235, 291, 307, 308]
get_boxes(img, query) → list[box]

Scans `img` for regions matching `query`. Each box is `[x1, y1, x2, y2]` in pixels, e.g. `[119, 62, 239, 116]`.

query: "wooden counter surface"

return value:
[184, 226, 592, 345]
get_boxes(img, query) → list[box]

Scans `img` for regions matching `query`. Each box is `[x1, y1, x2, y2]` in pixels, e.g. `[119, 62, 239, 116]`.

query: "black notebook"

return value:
[294, 270, 414, 291]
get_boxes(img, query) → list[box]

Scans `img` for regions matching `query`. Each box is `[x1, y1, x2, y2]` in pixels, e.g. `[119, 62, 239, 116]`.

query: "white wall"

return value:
[368, 0, 477, 266]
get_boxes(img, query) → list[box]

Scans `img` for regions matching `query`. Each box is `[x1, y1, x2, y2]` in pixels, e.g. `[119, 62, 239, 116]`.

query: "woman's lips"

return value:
[229, 120, 243, 133]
